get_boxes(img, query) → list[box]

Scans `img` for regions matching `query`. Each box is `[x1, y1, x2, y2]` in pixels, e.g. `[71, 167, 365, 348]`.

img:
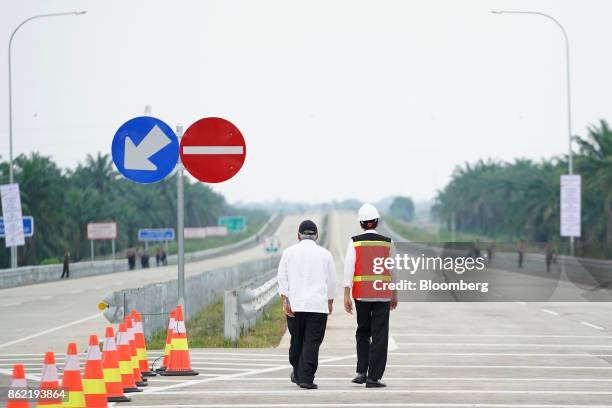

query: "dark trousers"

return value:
[287, 312, 327, 384]
[355, 300, 390, 380]
[60, 264, 69, 278]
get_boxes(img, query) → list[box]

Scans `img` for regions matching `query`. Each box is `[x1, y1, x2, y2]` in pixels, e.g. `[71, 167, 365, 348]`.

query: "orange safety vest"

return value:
[351, 232, 392, 299]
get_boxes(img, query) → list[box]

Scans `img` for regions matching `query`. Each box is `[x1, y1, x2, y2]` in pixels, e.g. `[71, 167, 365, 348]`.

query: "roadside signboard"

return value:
[111, 116, 179, 184]
[138, 228, 175, 242]
[87, 222, 118, 240]
[0, 216, 34, 238]
[0, 184, 25, 247]
[560, 175, 581, 237]
[180, 117, 246, 183]
[218, 216, 246, 233]
[184, 226, 228, 239]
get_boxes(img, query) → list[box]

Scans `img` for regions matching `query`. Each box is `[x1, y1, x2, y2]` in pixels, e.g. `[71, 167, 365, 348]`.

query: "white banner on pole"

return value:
[560, 175, 581, 237]
[0, 184, 25, 247]
[184, 226, 228, 239]
[87, 222, 118, 240]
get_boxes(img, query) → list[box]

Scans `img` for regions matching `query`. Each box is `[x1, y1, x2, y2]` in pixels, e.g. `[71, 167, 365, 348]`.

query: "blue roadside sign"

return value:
[0, 216, 34, 238]
[138, 228, 175, 242]
[112, 116, 179, 184]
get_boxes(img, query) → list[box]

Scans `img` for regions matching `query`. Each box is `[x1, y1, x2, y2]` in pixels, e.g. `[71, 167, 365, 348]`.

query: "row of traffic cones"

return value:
[7, 306, 197, 407]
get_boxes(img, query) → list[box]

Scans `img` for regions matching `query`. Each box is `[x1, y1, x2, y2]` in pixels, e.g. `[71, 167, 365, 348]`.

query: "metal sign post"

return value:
[176, 124, 185, 308]
[90, 240, 94, 263]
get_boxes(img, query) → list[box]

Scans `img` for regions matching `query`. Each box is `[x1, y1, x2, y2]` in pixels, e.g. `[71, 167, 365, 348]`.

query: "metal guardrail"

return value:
[0, 213, 281, 289]
[224, 269, 278, 341]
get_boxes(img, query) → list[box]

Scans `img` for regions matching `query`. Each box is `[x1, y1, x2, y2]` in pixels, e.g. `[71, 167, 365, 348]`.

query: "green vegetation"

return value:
[389, 196, 415, 222]
[0, 153, 268, 267]
[386, 217, 482, 243]
[432, 120, 612, 258]
[148, 297, 286, 349]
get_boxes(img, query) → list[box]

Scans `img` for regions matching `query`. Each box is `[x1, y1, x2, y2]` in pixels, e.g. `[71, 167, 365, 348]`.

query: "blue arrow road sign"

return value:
[112, 116, 179, 184]
[138, 228, 175, 242]
[0, 216, 34, 238]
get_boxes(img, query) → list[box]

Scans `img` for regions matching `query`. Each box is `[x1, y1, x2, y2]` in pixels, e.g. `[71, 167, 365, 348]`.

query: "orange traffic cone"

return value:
[83, 335, 108, 408]
[7, 364, 29, 408]
[130, 310, 156, 377]
[157, 308, 176, 372]
[125, 317, 147, 387]
[101, 327, 130, 402]
[160, 305, 198, 376]
[37, 352, 62, 408]
[62, 342, 86, 408]
[116, 323, 142, 393]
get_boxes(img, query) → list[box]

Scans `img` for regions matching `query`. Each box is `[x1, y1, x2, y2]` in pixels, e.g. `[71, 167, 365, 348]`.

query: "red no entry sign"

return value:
[180, 117, 246, 183]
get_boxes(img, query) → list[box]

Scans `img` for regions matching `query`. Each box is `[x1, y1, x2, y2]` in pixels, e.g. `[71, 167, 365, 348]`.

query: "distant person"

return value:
[141, 250, 149, 268]
[545, 243, 555, 273]
[60, 250, 70, 279]
[344, 203, 397, 388]
[487, 241, 495, 264]
[277, 220, 336, 390]
[517, 241, 525, 268]
[470, 240, 481, 260]
[161, 248, 167, 265]
[156, 247, 162, 267]
[127, 247, 136, 270]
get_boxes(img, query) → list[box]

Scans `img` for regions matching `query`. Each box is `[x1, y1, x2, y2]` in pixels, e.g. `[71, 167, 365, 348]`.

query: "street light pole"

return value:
[7, 11, 86, 268]
[492, 10, 575, 255]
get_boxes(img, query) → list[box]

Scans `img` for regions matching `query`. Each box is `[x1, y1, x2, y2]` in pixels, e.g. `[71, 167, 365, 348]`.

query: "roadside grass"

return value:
[386, 217, 483, 243]
[148, 297, 286, 349]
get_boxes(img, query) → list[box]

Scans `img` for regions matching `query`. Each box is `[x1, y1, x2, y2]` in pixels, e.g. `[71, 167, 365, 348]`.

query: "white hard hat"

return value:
[358, 203, 380, 222]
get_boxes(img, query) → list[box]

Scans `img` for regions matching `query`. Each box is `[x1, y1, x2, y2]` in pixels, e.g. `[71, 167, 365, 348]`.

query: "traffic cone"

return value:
[157, 308, 176, 372]
[160, 305, 198, 376]
[130, 310, 156, 377]
[62, 342, 86, 408]
[7, 364, 29, 408]
[101, 327, 130, 402]
[116, 323, 142, 393]
[83, 335, 108, 408]
[125, 317, 147, 387]
[37, 352, 62, 407]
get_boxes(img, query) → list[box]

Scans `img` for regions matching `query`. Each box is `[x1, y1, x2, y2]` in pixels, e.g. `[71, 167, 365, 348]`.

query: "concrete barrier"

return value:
[103, 255, 281, 340]
[0, 214, 282, 289]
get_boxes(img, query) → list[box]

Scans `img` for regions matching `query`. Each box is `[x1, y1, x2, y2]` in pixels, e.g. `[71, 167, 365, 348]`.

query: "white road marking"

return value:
[172, 376, 612, 382]
[389, 352, 612, 357]
[581, 321, 605, 331]
[0, 368, 40, 381]
[0, 313, 103, 349]
[540, 308, 559, 316]
[144, 353, 356, 393]
[392, 334, 612, 338]
[183, 146, 244, 155]
[515, 301, 527, 305]
[318, 364, 612, 369]
[144, 389, 612, 395]
[119, 405, 612, 408]
[395, 342, 612, 348]
[1, 302, 22, 307]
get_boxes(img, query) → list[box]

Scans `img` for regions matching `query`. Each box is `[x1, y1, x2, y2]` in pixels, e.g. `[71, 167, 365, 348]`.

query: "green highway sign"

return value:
[218, 216, 246, 233]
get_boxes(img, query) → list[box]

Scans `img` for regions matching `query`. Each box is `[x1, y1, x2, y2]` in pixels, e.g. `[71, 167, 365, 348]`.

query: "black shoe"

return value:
[290, 372, 297, 384]
[366, 379, 386, 388]
[351, 373, 367, 384]
[298, 382, 318, 389]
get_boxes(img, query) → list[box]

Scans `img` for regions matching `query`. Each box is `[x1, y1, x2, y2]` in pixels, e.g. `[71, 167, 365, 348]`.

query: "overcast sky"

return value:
[1, 0, 610, 204]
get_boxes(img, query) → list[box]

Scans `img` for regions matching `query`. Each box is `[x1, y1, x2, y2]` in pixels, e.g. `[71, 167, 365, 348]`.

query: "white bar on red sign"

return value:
[182, 146, 244, 155]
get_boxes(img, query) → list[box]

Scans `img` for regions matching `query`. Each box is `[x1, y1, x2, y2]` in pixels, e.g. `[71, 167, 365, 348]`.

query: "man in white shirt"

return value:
[278, 220, 336, 390]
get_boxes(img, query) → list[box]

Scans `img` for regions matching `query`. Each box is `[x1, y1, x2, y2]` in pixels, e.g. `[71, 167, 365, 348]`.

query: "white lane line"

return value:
[147, 351, 287, 358]
[190, 367, 253, 372]
[0, 313, 103, 349]
[144, 353, 356, 393]
[515, 301, 527, 305]
[147, 389, 612, 395]
[581, 321, 605, 331]
[392, 334, 612, 338]
[190, 361, 281, 367]
[183, 146, 244, 155]
[395, 342, 612, 348]
[318, 364, 612, 369]
[389, 352, 612, 357]
[119, 404, 612, 408]
[540, 308, 559, 316]
[176, 377, 612, 382]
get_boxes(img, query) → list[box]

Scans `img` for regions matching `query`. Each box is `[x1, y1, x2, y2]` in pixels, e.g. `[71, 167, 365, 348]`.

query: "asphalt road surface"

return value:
[2, 210, 612, 407]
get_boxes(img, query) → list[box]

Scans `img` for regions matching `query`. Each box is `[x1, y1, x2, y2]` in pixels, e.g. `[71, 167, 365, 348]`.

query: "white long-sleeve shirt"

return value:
[277, 239, 337, 314]
[343, 229, 396, 301]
